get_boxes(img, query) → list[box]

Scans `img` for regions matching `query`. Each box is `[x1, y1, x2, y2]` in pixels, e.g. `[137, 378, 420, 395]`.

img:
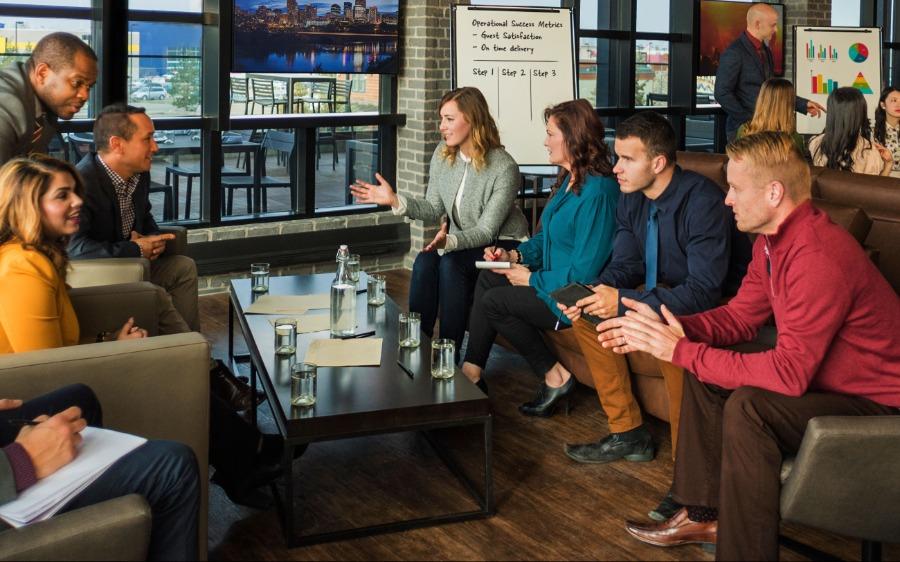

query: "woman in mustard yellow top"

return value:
[0, 156, 145, 353]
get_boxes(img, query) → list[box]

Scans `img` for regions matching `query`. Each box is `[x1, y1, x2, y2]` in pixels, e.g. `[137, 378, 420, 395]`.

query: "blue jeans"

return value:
[3, 385, 200, 562]
[409, 241, 519, 351]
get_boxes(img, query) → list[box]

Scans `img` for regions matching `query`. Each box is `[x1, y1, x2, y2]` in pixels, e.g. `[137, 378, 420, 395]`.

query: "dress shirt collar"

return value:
[96, 154, 139, 188]
[744, 30, 764, 51]
[646, 165, 684, 214]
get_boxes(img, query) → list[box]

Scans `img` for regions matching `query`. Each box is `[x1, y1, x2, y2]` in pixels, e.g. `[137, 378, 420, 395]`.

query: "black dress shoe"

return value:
[649, 490, 683, 522]
[210, 360, 265, 412]
[564, 425, 654, 464]
[519, 376, 576, 417]
[212, 463, 282, 510]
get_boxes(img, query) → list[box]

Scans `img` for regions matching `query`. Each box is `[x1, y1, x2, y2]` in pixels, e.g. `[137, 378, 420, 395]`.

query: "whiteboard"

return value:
[795, 27, 882, 135]
[452, 5, 576, 165]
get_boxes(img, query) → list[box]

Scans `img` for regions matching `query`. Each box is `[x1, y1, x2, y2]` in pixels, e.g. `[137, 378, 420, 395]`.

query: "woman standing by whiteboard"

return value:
[351, 86, 528, 354]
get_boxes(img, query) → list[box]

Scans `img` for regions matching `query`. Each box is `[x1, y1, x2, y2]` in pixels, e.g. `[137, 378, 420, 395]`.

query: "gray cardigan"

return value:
[401, 144, 529, 251]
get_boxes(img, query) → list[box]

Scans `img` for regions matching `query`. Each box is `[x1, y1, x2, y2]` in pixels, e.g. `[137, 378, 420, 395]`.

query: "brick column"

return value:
[396, 0, 461, 267]
[781, 0, 832, 83]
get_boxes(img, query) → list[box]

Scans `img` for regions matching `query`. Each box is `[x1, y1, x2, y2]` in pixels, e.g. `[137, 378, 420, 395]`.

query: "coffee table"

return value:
[228, 273, 494, 546]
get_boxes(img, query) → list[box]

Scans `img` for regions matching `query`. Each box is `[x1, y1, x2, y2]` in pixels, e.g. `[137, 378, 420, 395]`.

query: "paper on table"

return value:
[266, 313, 331, 334]
[304, 338, 383, 367]
[245, 294, 330, 314]
[0, 427, 147, 528]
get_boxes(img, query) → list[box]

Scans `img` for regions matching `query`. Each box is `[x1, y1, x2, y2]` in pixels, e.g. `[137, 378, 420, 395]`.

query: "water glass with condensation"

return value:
[399, 312, 420, 348]
[367, 274, 386, 306]
[251, 262, 270, 293]
[431, 339, 455, 379]
[291, 362, 317, 407]
[274, 318, 296, 356]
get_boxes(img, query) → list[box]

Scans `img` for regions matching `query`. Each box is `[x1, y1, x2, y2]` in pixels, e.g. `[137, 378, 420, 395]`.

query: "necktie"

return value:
[30, 115, 45, 152]
[645, 203, 659, 290]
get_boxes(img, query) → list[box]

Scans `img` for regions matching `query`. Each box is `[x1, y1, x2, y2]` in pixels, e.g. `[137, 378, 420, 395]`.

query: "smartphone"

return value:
[549, 283, 603, 325]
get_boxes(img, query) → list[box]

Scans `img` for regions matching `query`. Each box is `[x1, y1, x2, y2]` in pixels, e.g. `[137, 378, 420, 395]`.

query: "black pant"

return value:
[209, 394, 262, 480]
[673, 374, 896, 561]
[463, 270, 563, 377]
[1, 385, 199, 561]
[409, 241, 518, 350]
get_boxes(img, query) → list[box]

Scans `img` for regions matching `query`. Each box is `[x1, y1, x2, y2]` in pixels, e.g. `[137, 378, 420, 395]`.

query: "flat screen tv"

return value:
[698, 0, 785, 77]
[232, 1, 401, 74]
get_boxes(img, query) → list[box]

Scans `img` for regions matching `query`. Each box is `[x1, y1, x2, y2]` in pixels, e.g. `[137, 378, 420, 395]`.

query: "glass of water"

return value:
[399, 312, 421, 348]
[431, 339, 455, 379]
[274, 318, 296, 356]
[347, 254, 361, 284]
[367, 274, 386, 306]
[250, 262, 270, 293]
[291, 362, 317, 407]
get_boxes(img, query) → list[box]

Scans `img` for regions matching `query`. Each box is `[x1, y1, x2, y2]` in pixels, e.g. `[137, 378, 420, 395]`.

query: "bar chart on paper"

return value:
[811, 74, 838, 94]
[452, 5, 575, 165]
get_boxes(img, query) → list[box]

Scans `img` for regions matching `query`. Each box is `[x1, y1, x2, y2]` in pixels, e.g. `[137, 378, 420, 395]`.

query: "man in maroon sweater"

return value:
[594, 132, 900, 560]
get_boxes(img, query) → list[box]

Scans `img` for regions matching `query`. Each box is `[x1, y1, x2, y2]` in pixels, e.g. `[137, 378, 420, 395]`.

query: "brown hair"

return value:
[615, 111, 677, 165]
[0, 155, 85, 280]
[543, 99, 613, 194]
[94, 103, 147, 152]
[743, 78, 797, 137]
[726, 131, 811, 202]
[438, 87, 502, 171]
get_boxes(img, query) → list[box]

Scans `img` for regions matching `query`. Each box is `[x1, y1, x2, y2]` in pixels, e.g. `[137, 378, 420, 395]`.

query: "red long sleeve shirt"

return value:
[672, 201, 900, 406]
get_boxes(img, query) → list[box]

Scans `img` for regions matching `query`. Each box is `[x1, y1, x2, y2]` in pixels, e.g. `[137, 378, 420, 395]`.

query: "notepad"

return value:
[245, 294, 330, 315]
[304, 338, 383, 367]
[266, 314, 331, 334]
[0, 427, 147, 528]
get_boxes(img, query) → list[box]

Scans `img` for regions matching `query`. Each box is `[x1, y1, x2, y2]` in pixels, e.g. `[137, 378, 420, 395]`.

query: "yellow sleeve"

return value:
[0, 250, 65, 352]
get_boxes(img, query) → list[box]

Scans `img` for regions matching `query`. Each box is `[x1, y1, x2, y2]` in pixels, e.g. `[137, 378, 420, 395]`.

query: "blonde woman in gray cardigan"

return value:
[351, 87, 528, 353]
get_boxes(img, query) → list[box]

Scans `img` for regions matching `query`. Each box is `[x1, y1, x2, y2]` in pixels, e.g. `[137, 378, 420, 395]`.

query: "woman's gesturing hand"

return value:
[350, 173, 400, 207]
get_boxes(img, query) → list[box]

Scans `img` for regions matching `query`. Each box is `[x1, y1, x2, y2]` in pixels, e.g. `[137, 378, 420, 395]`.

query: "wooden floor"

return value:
[199, 270, 898, 561]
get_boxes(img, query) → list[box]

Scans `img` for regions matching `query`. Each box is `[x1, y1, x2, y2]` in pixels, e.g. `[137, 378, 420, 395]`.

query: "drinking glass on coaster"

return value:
[430, 339, 455, 379]
[347, 254, 361, 283]
[398, 312, 421, 348]
[250, 262, 270, 293]
[291, 362, 317, 407]
[367, 274, 386, 306]
[274, 318, 297, 356]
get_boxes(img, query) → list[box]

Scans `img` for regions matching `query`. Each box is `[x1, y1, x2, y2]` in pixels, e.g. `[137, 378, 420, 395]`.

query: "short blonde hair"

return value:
[438, 87, 502, 171]
[0, 155, 84, 280]
[726, 131, 811, 202]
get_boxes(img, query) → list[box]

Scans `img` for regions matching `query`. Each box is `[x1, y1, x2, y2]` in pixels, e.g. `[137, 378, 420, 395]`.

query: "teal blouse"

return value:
[517, 173, 620, 324]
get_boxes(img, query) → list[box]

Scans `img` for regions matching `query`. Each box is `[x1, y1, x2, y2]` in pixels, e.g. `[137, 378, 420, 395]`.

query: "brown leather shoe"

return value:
[625, 508, 717, 547]
[210, 360, 265, 411]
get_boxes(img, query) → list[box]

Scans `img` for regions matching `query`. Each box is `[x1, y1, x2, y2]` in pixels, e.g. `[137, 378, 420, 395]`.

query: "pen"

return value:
[4, 419, 39, 427]
[396, 360, 415, 379]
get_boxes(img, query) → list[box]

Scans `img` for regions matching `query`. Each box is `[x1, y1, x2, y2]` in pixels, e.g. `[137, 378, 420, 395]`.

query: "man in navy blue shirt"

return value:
[557, 111, 750, 471]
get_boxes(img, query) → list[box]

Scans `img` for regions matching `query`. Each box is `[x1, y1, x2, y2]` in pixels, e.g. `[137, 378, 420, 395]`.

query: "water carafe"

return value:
[330, 245, 357, 336]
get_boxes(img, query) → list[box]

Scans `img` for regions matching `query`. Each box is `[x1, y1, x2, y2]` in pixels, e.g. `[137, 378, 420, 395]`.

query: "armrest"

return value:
[0, 333, 210, 559]
[66, 258, 149, 289]
[780, 415, 900, 543]
[160, 226, 187, 256]
[0, 494, 151, 561]
[69, 282, 162, 340]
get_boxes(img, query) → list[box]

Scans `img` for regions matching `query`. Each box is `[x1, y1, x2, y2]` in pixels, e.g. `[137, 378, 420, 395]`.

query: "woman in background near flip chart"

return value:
[808, 86, 894, 176]
[460, 99, 619, 415]
[0, 155, 284, 512]
[351, 86, 528, 354]
[735, 78, 808, 158]
[872, 85, 900, 178]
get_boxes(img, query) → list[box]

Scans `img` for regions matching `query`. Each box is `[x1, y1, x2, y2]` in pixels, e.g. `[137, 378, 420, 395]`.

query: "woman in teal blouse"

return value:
[461, 99, 619, 417]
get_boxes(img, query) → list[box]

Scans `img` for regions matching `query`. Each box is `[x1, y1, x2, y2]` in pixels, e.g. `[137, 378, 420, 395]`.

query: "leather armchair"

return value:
[67, 226, 187, 289]
[0, 318, 209, 559]
[780, 416, 900, 562]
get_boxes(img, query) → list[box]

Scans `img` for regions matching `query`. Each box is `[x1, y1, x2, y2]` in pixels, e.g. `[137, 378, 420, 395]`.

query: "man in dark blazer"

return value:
[714, 2, 824, 141]
[69, 104, 200, 333]
[0, 32, 97, 164]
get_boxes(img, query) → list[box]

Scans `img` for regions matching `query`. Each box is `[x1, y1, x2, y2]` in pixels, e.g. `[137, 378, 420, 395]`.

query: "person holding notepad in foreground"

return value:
[460, 99, 619, 414]
[350, 87, 528, 353]
[0, 385, 200, 561]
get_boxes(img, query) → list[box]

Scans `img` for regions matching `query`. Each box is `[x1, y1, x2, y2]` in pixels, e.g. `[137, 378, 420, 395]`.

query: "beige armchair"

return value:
[67, 226, 187, 289]
[0, 283, 209, 560]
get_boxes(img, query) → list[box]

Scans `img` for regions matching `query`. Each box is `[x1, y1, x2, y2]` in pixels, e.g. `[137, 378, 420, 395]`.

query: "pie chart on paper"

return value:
[849, 43, 869, 63]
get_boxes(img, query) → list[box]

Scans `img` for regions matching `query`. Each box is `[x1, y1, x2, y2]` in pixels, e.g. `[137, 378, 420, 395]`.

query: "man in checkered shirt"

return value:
[69, 104, 199, 334]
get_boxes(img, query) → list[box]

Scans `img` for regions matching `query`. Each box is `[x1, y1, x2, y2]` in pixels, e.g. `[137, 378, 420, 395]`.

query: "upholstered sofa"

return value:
[542, 151, 900, 434]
